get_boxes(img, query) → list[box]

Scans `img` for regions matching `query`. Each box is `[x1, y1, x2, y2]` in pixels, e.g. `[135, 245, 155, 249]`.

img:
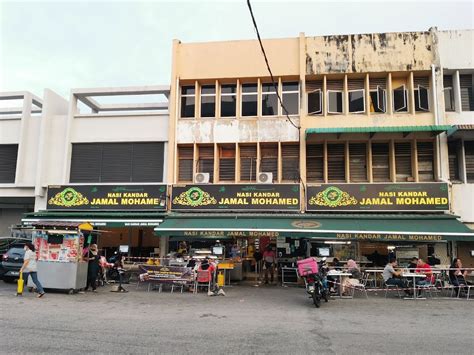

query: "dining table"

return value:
[402, 272, 427, 300]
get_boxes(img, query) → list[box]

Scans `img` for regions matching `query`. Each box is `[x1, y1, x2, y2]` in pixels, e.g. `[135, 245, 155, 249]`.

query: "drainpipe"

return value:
[431, 64, 443, 182]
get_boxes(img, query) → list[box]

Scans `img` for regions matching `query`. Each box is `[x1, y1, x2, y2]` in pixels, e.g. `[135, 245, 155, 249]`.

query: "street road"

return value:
[0, 282, 473, 354]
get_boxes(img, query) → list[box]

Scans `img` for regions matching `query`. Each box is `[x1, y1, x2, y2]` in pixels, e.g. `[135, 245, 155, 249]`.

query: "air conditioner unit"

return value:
[257, 172, 273, 184]
[194, 172, 210, 183]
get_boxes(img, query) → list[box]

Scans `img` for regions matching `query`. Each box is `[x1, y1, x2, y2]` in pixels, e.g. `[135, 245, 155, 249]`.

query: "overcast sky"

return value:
[1, 0, 473, 98]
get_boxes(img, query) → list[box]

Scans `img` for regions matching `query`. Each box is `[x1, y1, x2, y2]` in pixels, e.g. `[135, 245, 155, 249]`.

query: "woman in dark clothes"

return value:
[85, 244, 101, 292]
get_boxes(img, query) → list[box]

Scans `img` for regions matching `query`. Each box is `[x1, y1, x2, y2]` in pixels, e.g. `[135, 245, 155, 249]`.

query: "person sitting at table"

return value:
[341, 259, 362, 296]
[415, 258, 434, 286]
[383, 258, 411, 296]
[407, 257, 418, 272]
[449, 258, 470, 295]
[427, 253, 441, 266]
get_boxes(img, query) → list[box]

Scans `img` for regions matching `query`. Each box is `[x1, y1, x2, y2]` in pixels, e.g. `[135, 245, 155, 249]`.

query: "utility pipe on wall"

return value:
[431, 64, 443, 181]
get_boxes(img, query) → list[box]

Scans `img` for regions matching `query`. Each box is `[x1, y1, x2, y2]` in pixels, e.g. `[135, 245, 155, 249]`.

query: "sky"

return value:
[1, 0, 473, 99]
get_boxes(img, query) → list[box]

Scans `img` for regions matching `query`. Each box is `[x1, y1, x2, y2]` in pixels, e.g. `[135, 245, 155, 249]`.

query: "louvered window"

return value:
[198, 145, 214, 182]
[70, 143, 164, 183]
[327, 143, 346, 182]
[417, 141, 435, 181]
[414, 77, 430, 112]
[443, 75, 454, 112]
[181, 86, 195, 118]
[448, 141, 460, 181]
[372, 143, 390, 182]
[240, 145, 257, 181]
[306, 144, 324, 182]
[369, 77, 387, 113]
[219, 145, 236, 181]
[260, 144, 278, 179]
[465, 141, 474, 183]
[178, 146, 194, 182]
[281, 144, 299, 181]
[0, 144, 18, 183]
[395, 142, 413, 181]
[200, 85, 216, 117]
[348, 79, 365, 113]
[307, 81, 323, 115]
[349, 143, 367, 182]
[460, 74, 474, 111]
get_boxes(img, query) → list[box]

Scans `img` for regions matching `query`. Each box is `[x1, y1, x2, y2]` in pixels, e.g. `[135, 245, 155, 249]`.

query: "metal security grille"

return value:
[281, 144, 299, 181]
[448, 141, 460, 181]
[395, 142, 412, 182]
[460, 74, 474, 111]
[327, 143, 345, 182]
[372, 143, 390, 182]
[240, 145, 257, 181]
[260, 144, 278, 178]
[306, 144, 324, 182]
[417, 141, 435, 181]
[219, 145, 236, 181]
[0, 144, 18, 183]
[349, 143, 367, 182]
[465, 141, 474, 182]
[70, 142, 164, 183]
[178, 146, 194, 182]
[198, 145, 214, 182]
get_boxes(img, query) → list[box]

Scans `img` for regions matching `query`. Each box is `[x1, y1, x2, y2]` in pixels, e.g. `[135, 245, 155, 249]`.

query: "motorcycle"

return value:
[299, 257, 330, 308]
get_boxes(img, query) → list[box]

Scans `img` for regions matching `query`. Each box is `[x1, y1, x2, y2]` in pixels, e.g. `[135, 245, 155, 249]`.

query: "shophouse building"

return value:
[156, 28, 474, 267]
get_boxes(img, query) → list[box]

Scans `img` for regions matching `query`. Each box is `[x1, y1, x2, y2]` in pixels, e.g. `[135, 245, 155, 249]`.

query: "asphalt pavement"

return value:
[0, 281, 473, 354]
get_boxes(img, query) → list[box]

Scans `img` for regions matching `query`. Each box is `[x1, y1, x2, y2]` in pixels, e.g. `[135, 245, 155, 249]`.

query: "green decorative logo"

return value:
[309, 186, 358, 208]
[173, 187, 217, 207]
[48, 187, 89, 207]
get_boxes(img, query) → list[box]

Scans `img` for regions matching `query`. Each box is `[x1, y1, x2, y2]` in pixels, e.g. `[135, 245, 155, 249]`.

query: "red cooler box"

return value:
[297, 258, 318, 276]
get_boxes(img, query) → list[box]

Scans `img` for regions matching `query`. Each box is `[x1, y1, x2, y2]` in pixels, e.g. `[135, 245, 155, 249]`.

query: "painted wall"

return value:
[438, 30, 474, 70]
[451, 184, 474, 223]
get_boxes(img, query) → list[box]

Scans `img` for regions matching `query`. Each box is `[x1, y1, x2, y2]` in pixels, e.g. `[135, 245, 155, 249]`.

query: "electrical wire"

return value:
[246, 0, 300, 131]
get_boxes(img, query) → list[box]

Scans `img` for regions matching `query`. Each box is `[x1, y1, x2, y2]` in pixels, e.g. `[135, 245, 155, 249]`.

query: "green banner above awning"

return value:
[306, 125, 452, 138]
[154, 214, 474, 242]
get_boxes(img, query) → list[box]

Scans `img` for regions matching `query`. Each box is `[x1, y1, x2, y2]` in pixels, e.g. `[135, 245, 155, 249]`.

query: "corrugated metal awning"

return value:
[306, 125, 452, 138]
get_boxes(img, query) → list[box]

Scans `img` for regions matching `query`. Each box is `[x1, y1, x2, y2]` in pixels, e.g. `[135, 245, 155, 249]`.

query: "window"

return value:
[460, 74, 474, 111]
[307, 89, 322, 115]
[240, 145, 257, 181]
[282, 82, 299, 115]
[327, 91, 343, 114]
[197, 145, 214, 182]
[306, 144, 324, 182]
[261, 83, 278, 116]
[178, 146, 194, 182]
[348, 90, 365, 113]
[200, 85, 216, 117]
[281, 144, 299, 181]
[393, 85, 408, 112]
[369, 77, 387, 113]
[220, 84, 237, 117]
[219, 145, 236, 181]
[443, 75, 454, 112]
[414, 85, 429, 112]
[417, 141, 435, 181]
[349, 143, 367, 182]
[241, 83, 258, 116]
[327, 143, 346, 182]
[0, 144, 18, 183]
[448, 141, 460, 181]
[180, 86, 195, 118]
[465, 141, 474, 182]
[395, 142, 412, 182]
[70, 143, 164, 183]
[260, 144, 278, 178]
[372, 143, 390, 182]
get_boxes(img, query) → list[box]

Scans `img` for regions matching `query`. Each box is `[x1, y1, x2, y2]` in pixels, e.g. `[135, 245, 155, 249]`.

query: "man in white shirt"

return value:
[20, 243, 45, 298]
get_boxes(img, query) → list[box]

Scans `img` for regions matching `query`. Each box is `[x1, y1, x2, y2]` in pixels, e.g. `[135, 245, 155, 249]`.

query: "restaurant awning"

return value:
[306, 125, 452, 138]
[154, 213, 474, 242]
[22, 211, 165, 228]
[447, 124, 474, 138]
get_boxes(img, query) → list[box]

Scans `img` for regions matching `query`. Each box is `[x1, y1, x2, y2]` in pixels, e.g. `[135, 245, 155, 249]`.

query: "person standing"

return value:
[84, 244, 100, 292]
[20, 243, 45, 298]
[263, 245, 276, 284]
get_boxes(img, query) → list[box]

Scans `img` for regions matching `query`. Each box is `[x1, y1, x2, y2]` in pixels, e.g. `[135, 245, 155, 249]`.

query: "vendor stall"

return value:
[28, 221, 95, 294]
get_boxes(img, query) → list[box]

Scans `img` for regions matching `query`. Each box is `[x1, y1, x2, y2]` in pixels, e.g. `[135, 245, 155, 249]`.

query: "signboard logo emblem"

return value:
[309, 186, 357, 208]
[173, 187, 217, 207]
[291, 220, 321, 229]
[48, 187, 89, 207]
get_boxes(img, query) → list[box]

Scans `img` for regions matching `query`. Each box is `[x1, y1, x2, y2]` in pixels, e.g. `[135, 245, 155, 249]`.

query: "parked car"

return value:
[1, 244, 25, 283]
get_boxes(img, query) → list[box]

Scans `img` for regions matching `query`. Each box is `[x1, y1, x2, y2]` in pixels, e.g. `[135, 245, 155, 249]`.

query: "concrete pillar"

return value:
[159, 236, 169, 258]
[453, 71, 462, 113]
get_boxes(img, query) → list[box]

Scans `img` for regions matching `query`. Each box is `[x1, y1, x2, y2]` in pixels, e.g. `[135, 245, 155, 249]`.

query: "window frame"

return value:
[348, 89, 366, 114]
[261, 82, 279, 117]
[241, 83, 259, 117]
[307, 89, 322, 115]
[218, 145, 236, 182]
[327, 90, 344, 114]
[180, 85, 196, 118]
[369, 86, 387, 113]
[281, 81, 300, 115]
[393, 85, 408, 113]
[200, 84, 216, 118]
[220, 83, 237, 118]
[414, 85, 430, 112]
[443, 87, 455, 112]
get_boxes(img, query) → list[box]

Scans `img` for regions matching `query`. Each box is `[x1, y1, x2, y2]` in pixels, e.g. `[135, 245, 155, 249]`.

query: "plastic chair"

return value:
[194, 270, 212, 294]
[384, 281, 402, 298]
[347, 278, 368, 299]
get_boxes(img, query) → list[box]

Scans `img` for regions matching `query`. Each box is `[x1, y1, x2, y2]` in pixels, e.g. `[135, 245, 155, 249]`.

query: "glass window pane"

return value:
[182, 86, 195, 95]
[262, 83, 277, 93]
[221, 95, 236, 117]
[308, 91, 321, 114]
[221, 84, 236, 94]
[283, 82, 299, 92]
[262, 92, 278, 116]
[201, 96, 215, 117]
[444, 88, 454, 111]
[349, 90, 365, 113]
[242, 95, 258, 116]
[328, 91, 343, 113]
[201, 85, 215, 95]
[282, 92, 299, 115]
[181, 96, 195, 117]
[242, 83, 258, 93]
[393, 86, 407, 112]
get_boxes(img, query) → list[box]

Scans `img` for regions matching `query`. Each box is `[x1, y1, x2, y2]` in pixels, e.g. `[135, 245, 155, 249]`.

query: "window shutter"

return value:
[465, 141, 474, 183]
[70, 143, 102, 182]
[372, 143, 390, 182]
[281, 144, 299, 181]
[395, 142, 412, 181]
[348, 79, 364, 90]
[240, 145, 257, 181]
[0, 144, 18, 183]
[414, 77, 430, 88]
[219, 146, 235, 181]
[132, 143, 164, 182]
[448, 141, 460, 181]
[306, 80, 323, 92]
[417, 141, 435, 181]
[369, 77, 387, 90]
[327, 143, 345, 182]
[326, 80, 343, 90]
[306, 144, 324, 182]
[460, 74, 474, 111]
[349, 143, 367, 182]
[178, 146, 194, 182]
[198, 146, 214, 182]
[260, 144, 278, 178]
